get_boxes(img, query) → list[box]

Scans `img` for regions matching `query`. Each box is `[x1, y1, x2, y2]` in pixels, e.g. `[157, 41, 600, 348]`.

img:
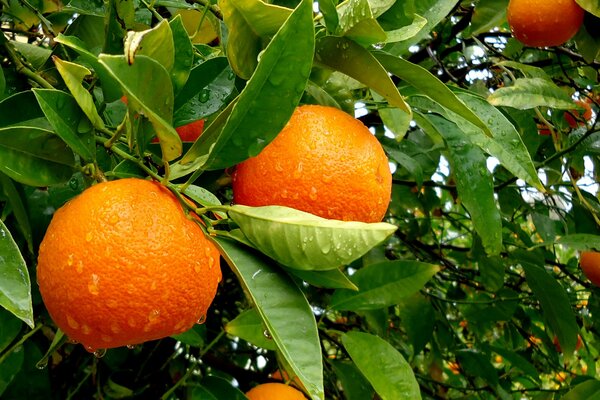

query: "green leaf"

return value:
[0, 345, 24, 396]
[469, 0, 508, 36]
[428, 115, 502, 254]
[220, 0, 292, 79]
[124, 19, 174, 73]
[285, 267, 359, 290]
[376, 53, 491, 137]
[330, 360, 374, 400]
[98, 54, 181, 161]
[520, 261, 579, 358]
[52, 57, 105, 130]
[53, 34, 122, 102]
[0, 91, 45, 128]
[171, 325, 206, 347]
[575, 0, 600, 17]
[11, 41, 52, 70]
[318, 0, 339, 32]
[487, 78, 575, 110]
[169, 15, 194, 94]
[398, 293, 435, 354]
[563, 379, 600, 400]
[556, 233, 600, 250]
[342, 331, 421, 400]
[487, 346, 541, 383]
[225, 308, 277, 350]
[315, 36, 410, 114]
[0, 220, 33, 328]
[178, 0, 314, 171]
[32, 89, 95, 162]
[193, 376, 248, 400]
[0, 66, 5, 100]
[0, 308, 22, 354]
[0, 173, 32, 254]
[456, 349, 499, 387]
[384, 14, 427, 43]
[331, 260, 439, 310]
[336, 0, 386, 46]
[0, 126, 75, 187]
[227, 205, 397, 271]
[215, 238, 324, 400]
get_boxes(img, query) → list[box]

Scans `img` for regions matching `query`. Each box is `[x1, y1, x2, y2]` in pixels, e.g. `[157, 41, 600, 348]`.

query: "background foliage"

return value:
[1, 0, 600, 398]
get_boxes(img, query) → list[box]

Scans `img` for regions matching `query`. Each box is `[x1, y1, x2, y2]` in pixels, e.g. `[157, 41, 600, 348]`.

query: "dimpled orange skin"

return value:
[232, 105, 392, 223]
[580, 251, 600, 287]
[37, 178, 221, 351]
[246, 383, 307, 400]
[507, 0, 585, 47]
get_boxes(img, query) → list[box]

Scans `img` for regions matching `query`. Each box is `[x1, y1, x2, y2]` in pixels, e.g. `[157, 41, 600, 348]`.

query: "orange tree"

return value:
[1, 0, 600, 399]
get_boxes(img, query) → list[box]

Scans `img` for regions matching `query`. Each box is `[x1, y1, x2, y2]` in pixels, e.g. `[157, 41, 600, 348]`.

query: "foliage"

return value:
[1, 0, 600, 399]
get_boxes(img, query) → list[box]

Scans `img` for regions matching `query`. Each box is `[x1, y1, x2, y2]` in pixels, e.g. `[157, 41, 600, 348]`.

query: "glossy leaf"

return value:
[556, 233, 600, 250]
[179, 0, 314, 171]
[521, 261, 579, 358]
[428, 114, 502, 254]
[330, 360, 374, 400]
[124, 19, 174, 72]
[171, 325, 205, 347]
[0, 91, 45, 128]
[337, 0, 386, 46]
[0, 126, 75, 187]
[342, 331, 421, 400]
[215, 238, 324, 400]
[384, 14, 427, 43]
[32, 89, 95, 162]
[0, 173, 32, 253]
[227, 205, 397, 271]
[331, 260, 439, 310]
[169, 15, 194, 93]
[563, 379, 600, 400]
[220, 0, 292, 79]
[52, 57, 105, 130]
[376, 53, 491, 136]
[0, 345, 24, 396]
[575, 0, 600, 17]
[225, 308, 277, 350]
[0, 308, 22, 354]
[469, 0, 508, 36]
[193, 376, 247, 400]
[99, 54, 181, 161]
[487, 78, 575, 110]
[315, 36, 410, 114]
[285, 267, 359, 290]
[0, 220, 33, 328]
[11, 41, 51, 70]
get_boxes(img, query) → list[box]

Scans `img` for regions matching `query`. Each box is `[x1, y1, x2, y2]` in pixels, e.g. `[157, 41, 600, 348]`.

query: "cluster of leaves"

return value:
[2, 0, 600, 398]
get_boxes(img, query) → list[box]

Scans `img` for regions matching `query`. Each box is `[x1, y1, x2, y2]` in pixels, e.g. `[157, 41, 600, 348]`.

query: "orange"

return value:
[151, 120, 205, 143]
[580, 251, 600, 287]
[232, 105, 392, 223]
[564, 100, 592, 128]
[37, 178, 221, 351]
[507, 0, 584, 47]
[246, 383, 307, 400]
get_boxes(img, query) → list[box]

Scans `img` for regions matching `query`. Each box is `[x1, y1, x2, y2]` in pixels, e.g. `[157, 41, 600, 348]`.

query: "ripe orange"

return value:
[580, 251, 600, 287]
[564, 100, 593, 128]
[507, 0, 585, 47]
[37, 178, 221, 351]
[246, 383, 307, 400]
[232, 105, 392, 223]
[151, 120, 205, 143]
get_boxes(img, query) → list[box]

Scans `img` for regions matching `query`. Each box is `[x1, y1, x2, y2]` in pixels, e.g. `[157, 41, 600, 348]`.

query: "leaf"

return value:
[169, 15, 194, 93]
[469, 0, 508, 36]
[227, 205, 397, 270]
[0, 91, 45, 128]
[575, 0, 600, 17]
[32, 89, 95, 162]
[178, 0, 314, 171]
[220, 0, 292, 79]
[225, 308, 277, 350]
[330, 260, 439, 310]
[342, 331, 421, 400]
[398, 293, 435, 354]
[0, 308, 22, 354]
[52, 57, 105, 130]
[427, 115, 502, 255]
[98, 54, 181, 161]
[563, 379, 600, 400]
[171, 325, 206, 347]
[285, 267, 359, 290]
[124, 19, 174, 72]
[330, 360, 374, 400]
[193, 376, 248, 400]
[0, 126, 75, 187]
[520, 261, 579, 358]
[214, 238, 324, 400]
[376, 53, 491, 136]
[0, 220, 33, 328]
[336, 0, 386, 46]
[456, 349, 499, 387]
[385, 14, 428, 43]
[556, 233, 600, 250]
[0, 173, 32, 254]
[315, 36, 410, 114]
[0, 345, 24, 396]
[487, 78, 575, 110]
[487, 345, 540, 383]
[11, 41, 52, 70]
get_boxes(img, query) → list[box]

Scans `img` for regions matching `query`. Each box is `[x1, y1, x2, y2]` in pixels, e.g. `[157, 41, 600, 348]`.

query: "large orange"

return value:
[37, 178, 221, 351]
[232, 105, 392, 223]
[246, 383, 307, 400]
[580, 251, 600, 287]
[507, 0, 584, 47]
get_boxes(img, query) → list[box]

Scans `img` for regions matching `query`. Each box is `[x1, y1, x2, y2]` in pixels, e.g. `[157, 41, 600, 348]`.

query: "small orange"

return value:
[246, 383, 307, 400]
[151, 119, 205, 143]
[507, 0, 584, 47]
[580, 251, 600, 287]
[232, 105, 392, 223]
[564, 100, 593, 128]
[37, 178, 221, 351]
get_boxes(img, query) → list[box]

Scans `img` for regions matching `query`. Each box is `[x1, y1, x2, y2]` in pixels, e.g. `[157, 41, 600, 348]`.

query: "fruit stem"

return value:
[95, 136, 164, 182]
